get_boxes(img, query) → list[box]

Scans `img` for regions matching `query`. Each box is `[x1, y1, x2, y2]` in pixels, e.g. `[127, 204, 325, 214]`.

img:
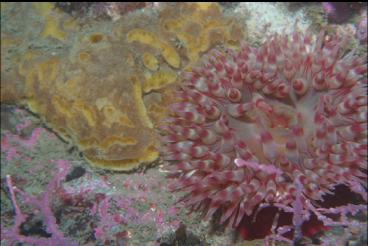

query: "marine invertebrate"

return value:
[158, 3, 245, 67]
[1, 4, 160, 171]
[11, 47, 159, 171]
[162, 29, 367, 241]
[1, 3, 246, 170]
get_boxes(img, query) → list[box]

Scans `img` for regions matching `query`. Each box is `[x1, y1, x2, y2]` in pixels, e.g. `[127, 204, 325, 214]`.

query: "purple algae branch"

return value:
[1, 160, 78, 246]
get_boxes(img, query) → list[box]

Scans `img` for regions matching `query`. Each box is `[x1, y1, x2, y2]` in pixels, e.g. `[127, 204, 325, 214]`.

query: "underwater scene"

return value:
[1, 2, 367, 246]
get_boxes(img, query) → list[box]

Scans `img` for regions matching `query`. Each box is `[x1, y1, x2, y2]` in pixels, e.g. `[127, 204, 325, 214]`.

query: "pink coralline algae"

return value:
[162, 29, 367, 242]
[1, 127, 45, 161]
[91, 195, 130, 244]
[1, 160, 78, 246]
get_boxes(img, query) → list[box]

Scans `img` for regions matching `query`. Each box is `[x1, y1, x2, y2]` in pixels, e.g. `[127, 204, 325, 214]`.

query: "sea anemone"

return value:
[162, 29, 367, 241]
